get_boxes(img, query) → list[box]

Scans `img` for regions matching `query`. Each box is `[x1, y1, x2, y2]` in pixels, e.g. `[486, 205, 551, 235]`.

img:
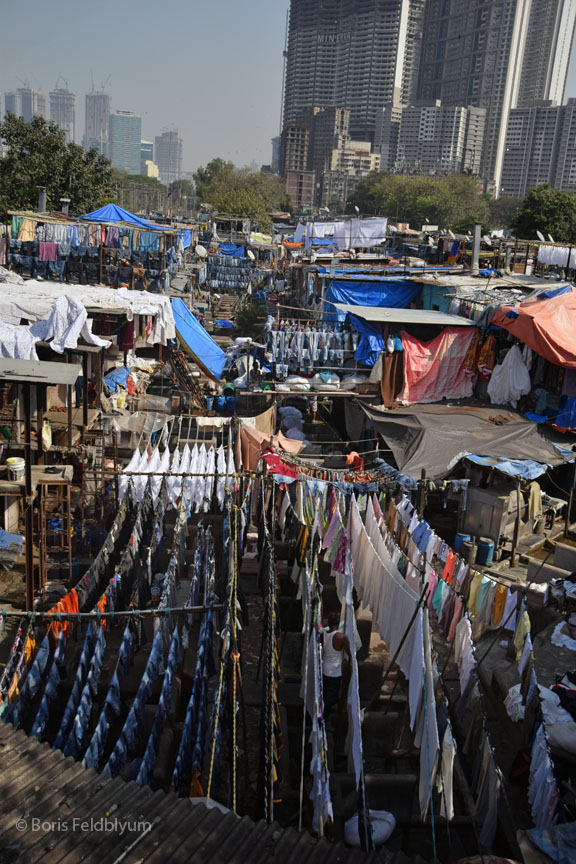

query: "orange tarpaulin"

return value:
[492, 287, 576, 369]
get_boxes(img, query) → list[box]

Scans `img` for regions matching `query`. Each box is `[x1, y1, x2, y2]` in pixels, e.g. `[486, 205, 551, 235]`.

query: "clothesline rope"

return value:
[0, 604, 223, 621]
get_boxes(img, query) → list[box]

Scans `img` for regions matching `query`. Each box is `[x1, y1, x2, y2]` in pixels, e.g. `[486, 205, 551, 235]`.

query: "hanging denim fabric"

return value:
[172, 608, 215, 796]
[52, 625, 96, 751]
[62, 627, 106, 759]
[103, 630, 164, 778]
[136, 626, 181, 789]
[3, 633, 51, 731]
[29, 631, 67, 741]
[82, 625, 133, 770]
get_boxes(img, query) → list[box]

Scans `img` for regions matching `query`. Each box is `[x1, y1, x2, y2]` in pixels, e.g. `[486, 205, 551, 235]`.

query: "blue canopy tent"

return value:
[171, 298, 227, 382]
[80, 204, 170, 232]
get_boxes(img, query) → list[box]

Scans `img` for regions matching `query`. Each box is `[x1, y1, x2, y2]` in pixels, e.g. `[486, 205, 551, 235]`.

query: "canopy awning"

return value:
[171, 299, 227, 382]
[361, 403, 575, 480]
[80, 204, 171, 232]
[335, 304, 475, 327]
[491, 285, 576, 368]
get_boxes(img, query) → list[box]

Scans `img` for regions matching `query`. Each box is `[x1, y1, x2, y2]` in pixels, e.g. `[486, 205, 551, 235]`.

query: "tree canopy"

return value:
[193, 158, 292, 232]
[0, 114, 113, 214]
[111, 170, 168, 214]
[348, 172, 491, 233]
[509, 184, 576, 242]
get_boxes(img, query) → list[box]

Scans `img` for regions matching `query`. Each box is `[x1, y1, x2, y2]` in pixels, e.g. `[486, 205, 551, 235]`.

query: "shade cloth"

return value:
[80, 204, 170, 232]
[361, 403, 575, 479]
[172, 298, 226, 382]
[491, 286, 576, 368]
[399, 328, 476, 404]
[323, 277, 420, 324]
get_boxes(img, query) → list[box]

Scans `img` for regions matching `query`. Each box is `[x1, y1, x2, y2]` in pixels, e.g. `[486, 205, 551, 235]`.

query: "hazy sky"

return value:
[2, 0, 576, 174]
[0, 0, 287, 173]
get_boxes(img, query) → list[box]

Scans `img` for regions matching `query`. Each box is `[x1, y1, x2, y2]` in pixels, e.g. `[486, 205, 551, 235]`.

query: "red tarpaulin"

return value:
[492, 287, 576, 369]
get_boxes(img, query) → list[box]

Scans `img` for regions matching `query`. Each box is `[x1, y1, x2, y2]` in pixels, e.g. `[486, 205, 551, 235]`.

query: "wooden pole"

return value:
[37, 384, 45, 466]
[67, 352, 73, 450]
[510, 478, 522, 568]
[564, 460, 576, 537]
[82, 353, 89, 440]
[23, 383, 34, 611]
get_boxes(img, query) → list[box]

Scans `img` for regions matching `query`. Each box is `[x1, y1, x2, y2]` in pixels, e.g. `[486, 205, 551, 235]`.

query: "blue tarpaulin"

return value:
[178, 230, 192, 249]
[80, 204, 169, 232]
[348, 314, 385, 366]
[0, 530, 23, 550]
[323, 277, 421, 323]
[103, 367, 132, 393]
[218, 244, 245, 258]
[172, 299, 226, 382]
[466, 447, 575, 479]
[537, 284, 572, 300]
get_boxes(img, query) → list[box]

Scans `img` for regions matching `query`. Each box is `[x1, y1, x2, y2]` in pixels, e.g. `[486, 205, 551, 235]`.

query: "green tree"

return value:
[509, 185, 576, 241]
[169, 179, 195, 197]
[243, 172, 293, 213]
[110, 170, 168, 213]
[193, 157, 235, 202]
[211, 186, 273, 233]
[0, 113, 113, 214]
[348, 172, 490, 233]
[488, 195, 523, 229]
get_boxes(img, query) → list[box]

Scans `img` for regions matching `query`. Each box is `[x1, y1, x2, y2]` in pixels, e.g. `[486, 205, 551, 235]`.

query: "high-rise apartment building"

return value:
[394, 102, 486, 175]
[5, 87, 46, 122]
[108, 111, 142, 175]
[83, 90, 111, 155]
[283, 0, 424, 144]
[417, 0, 576, 193]
[517, 0, 576, 108]
[500, 99, 576, 196]
[49, 88, 75, 142]
[154, 131, 183, 185]
[140, 141, 154, 175]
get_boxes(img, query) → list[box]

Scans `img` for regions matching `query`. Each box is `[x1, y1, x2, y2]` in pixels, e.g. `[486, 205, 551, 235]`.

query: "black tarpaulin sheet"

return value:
[361, 403, 574, 480]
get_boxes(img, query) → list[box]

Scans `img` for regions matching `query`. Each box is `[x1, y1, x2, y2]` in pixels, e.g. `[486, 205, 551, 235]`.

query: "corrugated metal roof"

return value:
[0, 724, 386, 863]
[334, 304, 475, 327]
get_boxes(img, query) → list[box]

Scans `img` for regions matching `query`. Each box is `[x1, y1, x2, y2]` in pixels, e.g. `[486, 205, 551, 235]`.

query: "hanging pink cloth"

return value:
[399, 327, 476, 404]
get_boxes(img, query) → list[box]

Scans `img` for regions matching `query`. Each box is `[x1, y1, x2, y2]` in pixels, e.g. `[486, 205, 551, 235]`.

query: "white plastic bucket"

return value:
[6, 457, 25, 481]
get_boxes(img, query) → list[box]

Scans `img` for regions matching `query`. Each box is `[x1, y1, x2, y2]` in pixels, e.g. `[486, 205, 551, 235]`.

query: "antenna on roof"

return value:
[536, 230, 546, 242]
[548, 234, 555, 243]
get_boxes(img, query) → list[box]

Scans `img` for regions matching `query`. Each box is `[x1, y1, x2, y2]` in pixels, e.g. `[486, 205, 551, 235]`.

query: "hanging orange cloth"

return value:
[442, 551, 457, 586]
[477, 335, 496, 380]
[96, 593, 108, 631]
[24, 634, 36, 667]
[190, 770, 204, 797]
[47, 588, 79, 644]
[492, 585, 508, 627]
[463, 330, 481, 377]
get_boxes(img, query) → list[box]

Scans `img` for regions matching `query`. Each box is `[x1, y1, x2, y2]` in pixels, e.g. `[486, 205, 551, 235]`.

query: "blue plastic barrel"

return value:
[215, 396, 226, 412]
[477, 537, 495, 565]
[454, 533, 471, 554]
[225, 395, 236, 413]
[204, 395, 214, 411]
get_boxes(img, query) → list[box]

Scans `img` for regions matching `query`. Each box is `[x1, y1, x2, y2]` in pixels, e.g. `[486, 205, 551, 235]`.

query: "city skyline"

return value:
[0, 0, 286, 174]
[3, 0, 576, 176]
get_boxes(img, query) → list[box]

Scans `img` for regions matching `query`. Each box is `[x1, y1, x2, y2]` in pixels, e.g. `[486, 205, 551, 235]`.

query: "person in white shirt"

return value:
[322, 613, 351, 720]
